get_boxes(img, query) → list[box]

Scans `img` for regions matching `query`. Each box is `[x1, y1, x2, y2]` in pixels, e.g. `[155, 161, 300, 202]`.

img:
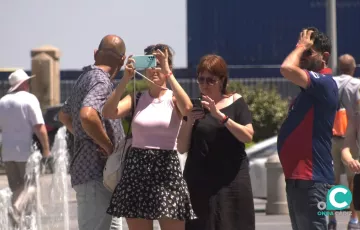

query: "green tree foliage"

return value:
[228, 82, 289, 142]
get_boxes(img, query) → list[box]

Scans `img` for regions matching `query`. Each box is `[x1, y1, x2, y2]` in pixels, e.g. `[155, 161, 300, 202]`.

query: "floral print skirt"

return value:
[106, 147, 197, 221]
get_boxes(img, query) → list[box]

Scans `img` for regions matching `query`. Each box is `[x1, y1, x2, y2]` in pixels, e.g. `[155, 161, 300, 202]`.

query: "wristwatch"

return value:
[220, 115, 229, 124]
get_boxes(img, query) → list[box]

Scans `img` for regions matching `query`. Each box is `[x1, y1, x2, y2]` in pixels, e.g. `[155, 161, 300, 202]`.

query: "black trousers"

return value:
[185, 158, 255, 230]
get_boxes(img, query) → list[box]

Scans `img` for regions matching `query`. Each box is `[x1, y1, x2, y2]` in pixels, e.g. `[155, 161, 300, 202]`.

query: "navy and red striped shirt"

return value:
[277, 68, 338, 184]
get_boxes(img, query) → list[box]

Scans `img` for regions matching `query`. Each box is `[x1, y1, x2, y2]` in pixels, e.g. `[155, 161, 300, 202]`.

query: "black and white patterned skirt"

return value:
[106, 147, 197, 221]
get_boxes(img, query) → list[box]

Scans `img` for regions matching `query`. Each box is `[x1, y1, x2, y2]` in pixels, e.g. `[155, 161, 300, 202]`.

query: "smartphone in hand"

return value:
[133, 55, 156, 70]
[191, 98, 204, 112]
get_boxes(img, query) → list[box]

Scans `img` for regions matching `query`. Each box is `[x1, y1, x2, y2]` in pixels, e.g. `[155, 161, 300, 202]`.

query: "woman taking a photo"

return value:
[178, 54, 255, 230]
[102, 44, 196, 230]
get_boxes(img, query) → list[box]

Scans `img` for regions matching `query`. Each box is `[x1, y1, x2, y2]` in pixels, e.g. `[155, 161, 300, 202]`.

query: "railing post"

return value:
[30, 45, 61, 112]
[265, 153, 289, 214]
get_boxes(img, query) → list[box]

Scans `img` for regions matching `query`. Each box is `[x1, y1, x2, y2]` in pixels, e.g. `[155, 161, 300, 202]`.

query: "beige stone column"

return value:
[30, 45, 61, 112]
[265, 154, 289, 215]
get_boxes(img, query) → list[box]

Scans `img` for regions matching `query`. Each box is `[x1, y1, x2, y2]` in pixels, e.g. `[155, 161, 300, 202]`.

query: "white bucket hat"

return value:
[8, 69, 35, 93]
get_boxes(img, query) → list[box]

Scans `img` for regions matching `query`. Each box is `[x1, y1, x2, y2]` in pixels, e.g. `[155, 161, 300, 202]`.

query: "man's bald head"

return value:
[94, 34, 126, 78]
[98, 35, 126, 57]
[338, 54, 356, 76]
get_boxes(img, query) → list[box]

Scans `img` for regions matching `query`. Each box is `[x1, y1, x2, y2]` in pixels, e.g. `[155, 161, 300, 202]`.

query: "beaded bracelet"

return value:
[165, 72, 173, 78]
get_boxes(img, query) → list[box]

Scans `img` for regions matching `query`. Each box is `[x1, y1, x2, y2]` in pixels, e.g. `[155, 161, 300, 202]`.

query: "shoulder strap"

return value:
[120, 91, 142, 155]
[124, 92, 142, 138]
[132, 92, 142, 116]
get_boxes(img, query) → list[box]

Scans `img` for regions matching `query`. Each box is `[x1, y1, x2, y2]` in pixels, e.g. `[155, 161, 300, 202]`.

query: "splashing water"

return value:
[0, 187, 12, 228]
[47, 126, 70, 230]
[0, 126, 71, 230]
[21, 149, 43, 230]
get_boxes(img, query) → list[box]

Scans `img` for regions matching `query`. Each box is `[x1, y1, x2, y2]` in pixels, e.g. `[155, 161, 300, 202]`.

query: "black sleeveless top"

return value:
[184, 97, 252, 190]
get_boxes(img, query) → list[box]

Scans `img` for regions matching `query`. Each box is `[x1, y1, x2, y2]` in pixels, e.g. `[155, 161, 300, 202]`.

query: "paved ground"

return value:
[0, 174, 353, 230]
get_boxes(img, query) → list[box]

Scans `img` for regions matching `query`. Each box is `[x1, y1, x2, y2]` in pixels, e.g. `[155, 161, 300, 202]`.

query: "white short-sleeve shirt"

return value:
[333, 74, 360, 156]
[0, 91, 44, 162]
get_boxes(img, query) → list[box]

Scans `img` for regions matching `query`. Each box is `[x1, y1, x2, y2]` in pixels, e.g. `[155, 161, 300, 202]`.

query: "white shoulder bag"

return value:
[103, 91, 142, 192]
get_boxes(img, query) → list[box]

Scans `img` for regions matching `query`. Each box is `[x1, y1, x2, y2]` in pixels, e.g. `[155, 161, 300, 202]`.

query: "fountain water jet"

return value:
[48, 126, 70, 230]
[0, 126, 71, 230]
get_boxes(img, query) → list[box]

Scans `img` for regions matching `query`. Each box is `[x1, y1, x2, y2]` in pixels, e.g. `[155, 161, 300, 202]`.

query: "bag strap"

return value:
[122, 92, 142, 151]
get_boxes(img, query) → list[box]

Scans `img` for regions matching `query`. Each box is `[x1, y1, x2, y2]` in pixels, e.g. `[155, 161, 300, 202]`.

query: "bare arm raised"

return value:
[280, 29, 314, 89]
[102, 57, 135, 119]
[153, 48, 193, 117]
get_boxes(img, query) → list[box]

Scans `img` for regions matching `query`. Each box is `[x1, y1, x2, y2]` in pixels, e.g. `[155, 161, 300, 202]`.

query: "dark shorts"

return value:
[353, 174, 360, 210]
[4, 161, 27, 192]
[286, 179, 331, 230]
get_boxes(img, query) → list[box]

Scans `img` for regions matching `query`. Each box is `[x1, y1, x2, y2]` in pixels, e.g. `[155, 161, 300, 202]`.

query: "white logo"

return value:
[317, 185, 352, 211]
[317, 201, 326, 210]
[327, 186, 351, 210]
[317, 185, 352, 216]
[310, 71, 320, 78]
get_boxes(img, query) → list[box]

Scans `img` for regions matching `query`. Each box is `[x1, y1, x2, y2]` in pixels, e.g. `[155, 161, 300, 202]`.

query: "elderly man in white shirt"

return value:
[0, 69, 50, 226]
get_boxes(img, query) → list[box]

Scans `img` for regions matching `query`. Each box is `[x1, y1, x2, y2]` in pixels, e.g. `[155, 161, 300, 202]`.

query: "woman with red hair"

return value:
[178, 54, 255, 230]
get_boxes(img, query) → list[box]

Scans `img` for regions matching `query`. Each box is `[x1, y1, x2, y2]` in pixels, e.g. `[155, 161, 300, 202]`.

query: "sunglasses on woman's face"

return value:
[147, 63, 161, 70]
[197, 76, 218, 85]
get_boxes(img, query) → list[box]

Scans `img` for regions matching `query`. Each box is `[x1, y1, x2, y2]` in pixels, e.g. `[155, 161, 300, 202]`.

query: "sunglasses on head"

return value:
[197, 76, 218, 85]
[144, 44, 167, 55]
[97, 48, 124, 59]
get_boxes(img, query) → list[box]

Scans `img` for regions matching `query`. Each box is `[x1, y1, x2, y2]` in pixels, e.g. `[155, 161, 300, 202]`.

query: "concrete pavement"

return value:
[0, 175, 354, 229]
